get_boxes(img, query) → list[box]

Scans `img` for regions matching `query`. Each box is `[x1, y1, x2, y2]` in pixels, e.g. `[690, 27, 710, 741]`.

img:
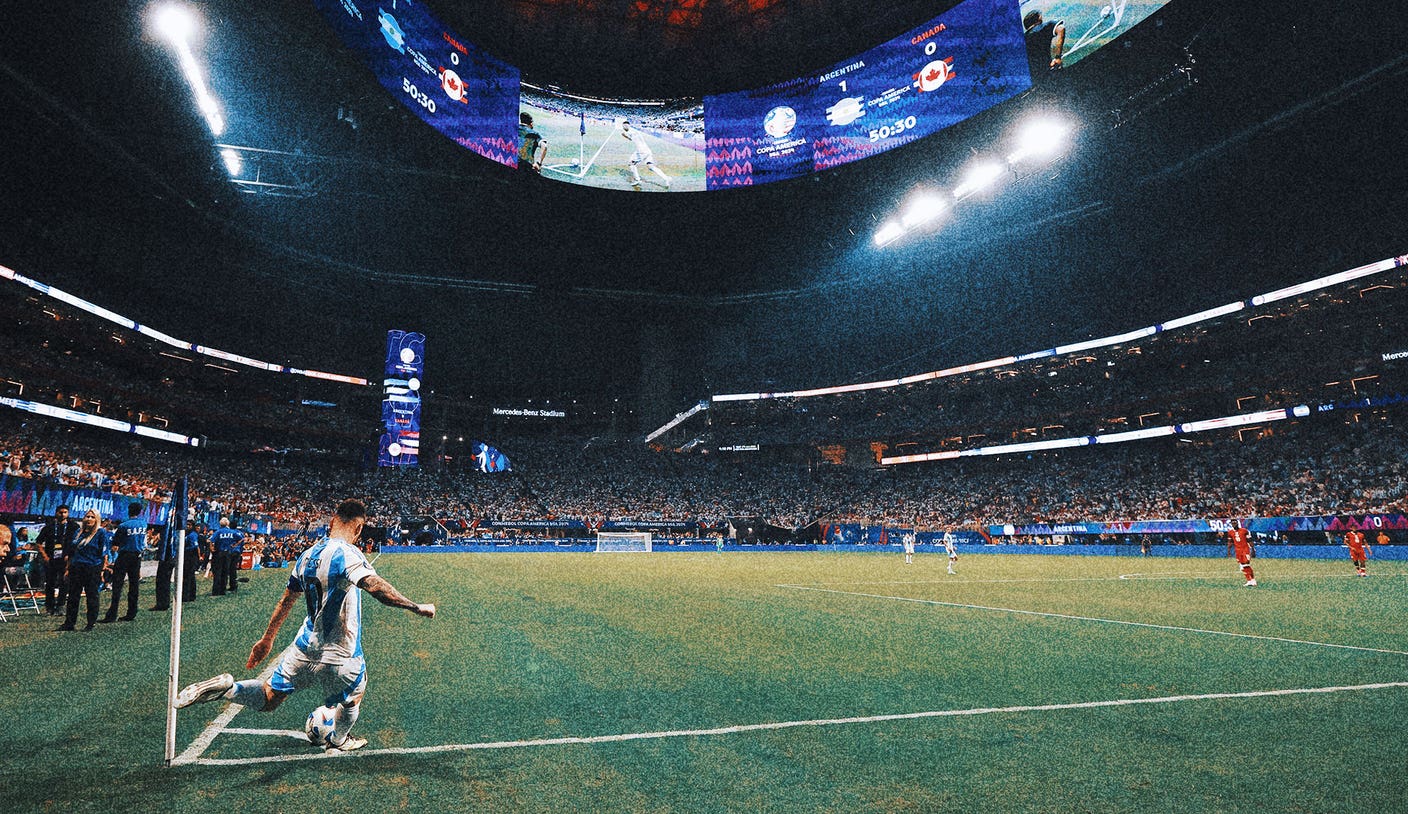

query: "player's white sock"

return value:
[332, 701, 361, 744]
[229, 681, 268, 711]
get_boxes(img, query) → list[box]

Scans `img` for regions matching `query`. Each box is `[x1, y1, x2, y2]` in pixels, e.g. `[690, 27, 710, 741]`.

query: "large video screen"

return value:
[520, 85, 707, 192]
[1020, 0, 1173, 75]
[704, 0, 1031, 188]
[315, 0, 1173, 191]
[317, 0, 519, 167]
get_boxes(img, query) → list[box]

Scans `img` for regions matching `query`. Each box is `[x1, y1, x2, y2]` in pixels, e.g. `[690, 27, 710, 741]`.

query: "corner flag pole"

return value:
[165, 475, 189, 766]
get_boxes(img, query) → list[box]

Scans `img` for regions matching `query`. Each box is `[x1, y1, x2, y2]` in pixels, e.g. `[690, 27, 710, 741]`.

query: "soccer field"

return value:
[4, 552, 1406, 813]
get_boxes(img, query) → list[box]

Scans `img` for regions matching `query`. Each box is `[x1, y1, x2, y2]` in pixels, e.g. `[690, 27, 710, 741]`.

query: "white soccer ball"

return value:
[305, 705, 338, 747]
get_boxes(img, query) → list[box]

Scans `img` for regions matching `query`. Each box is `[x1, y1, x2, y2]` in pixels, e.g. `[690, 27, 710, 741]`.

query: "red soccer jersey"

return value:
[1346, 530, 1367, 558]
[1230, 527, 1252, 558]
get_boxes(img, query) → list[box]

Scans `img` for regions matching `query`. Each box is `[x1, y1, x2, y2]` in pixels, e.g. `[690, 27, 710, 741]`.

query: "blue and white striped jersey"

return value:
[287, 537, 377, 664]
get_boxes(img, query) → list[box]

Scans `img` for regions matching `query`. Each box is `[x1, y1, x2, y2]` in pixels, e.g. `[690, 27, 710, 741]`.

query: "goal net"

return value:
[596, 531, 652, 553]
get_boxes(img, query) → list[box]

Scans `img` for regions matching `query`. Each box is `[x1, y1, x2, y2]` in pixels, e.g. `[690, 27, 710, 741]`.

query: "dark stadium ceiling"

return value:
[434, 0, 952, 96]
[2, 1, 1408, 407]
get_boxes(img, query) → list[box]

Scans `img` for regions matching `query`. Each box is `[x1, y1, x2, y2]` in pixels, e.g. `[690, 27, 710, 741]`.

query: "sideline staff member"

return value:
[60, 509, 111, 631]
[35, 505, 80, 615]
[101, 502, 147, 623]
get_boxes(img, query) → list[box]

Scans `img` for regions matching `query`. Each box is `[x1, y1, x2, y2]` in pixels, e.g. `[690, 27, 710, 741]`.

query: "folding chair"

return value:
[1, 551, 43, 618]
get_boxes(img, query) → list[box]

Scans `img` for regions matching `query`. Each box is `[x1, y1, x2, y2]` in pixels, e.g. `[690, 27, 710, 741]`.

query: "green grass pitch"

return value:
[3, 552, 1406, 812]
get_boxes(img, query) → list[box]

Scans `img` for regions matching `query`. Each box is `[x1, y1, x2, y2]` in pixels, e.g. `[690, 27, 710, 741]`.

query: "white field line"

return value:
[171, 659, 280, 766]
[187, 681, 1408, 767]
[800, 572, 1406, 587]
[776, 584, 1408, 657]
[802, 572, 1218, 586]
[225, 727, 310, 741]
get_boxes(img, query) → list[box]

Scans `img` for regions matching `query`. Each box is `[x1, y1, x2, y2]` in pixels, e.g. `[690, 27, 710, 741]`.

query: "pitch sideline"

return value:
[183, 681, 1408, 767]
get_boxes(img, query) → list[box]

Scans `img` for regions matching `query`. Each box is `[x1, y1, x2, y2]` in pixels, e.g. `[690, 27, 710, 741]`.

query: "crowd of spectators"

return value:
[3, 408, 1407, 536]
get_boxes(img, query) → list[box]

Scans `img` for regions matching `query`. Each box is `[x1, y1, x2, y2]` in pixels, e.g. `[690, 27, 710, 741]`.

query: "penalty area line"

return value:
[189, 681, 1408, 767]
[777, 584, 1408, 657]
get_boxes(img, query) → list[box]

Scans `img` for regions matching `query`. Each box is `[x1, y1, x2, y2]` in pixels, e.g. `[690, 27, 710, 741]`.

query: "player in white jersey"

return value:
[177, 500, 436, 753]
[902, 533, 915, 565]
[944, 533, 958, 574]
[620, 120, 672, 189]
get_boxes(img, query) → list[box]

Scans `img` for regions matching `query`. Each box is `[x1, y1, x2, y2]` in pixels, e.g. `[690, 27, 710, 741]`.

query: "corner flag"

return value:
[165, 474, 190, 766]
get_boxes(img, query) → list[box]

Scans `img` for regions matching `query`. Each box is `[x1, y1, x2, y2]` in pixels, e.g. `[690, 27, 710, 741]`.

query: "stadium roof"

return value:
[1, 0, 1405, 417]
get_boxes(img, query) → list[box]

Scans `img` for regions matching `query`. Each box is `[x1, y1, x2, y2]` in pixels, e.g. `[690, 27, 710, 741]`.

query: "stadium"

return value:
[2, 0, 1407, 811]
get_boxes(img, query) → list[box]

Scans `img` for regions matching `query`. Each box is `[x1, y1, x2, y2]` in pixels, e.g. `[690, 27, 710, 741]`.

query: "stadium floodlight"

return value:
[901, 195, 949, 229]
[953, 161, 1007, 199]
[874, 221, 906, 247]
[152, 3, 197, 42]
[1007, 118, 1070, 164]
[220, 147, 242, 176]
[151, 3, 225, 137]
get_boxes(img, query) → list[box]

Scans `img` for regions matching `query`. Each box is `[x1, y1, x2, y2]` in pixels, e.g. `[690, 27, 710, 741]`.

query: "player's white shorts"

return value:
[630, 148, 655, 165]
[269, 645, 367, 707]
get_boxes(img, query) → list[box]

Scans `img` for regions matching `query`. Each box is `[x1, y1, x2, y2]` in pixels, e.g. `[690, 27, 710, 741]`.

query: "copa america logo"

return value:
[763, 106, 797, 139]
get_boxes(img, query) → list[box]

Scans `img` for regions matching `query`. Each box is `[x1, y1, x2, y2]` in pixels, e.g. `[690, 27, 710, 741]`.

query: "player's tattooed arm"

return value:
[360, 575, 436, 618]
[247, 588, 300, 668]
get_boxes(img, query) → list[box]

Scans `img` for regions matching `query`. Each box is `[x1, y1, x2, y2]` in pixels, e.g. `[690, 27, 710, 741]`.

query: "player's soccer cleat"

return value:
[324, 735, 368, 754]
[1244, 579, 1258, 587]
[176, 673, 234, 708]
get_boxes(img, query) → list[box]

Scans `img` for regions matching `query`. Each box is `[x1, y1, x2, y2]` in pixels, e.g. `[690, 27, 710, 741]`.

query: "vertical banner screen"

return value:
[380, 330, 425, 467]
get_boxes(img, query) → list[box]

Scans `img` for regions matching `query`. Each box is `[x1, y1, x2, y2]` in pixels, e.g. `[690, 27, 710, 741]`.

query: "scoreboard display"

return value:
[379, 330, 425, 467]
[317, 0, 519, 167]
[315, 0, 1172, 191]
[704, 0, 1031, 188]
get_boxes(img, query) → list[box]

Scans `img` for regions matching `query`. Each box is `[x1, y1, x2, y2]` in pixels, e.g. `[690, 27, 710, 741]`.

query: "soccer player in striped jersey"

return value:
[177, 500, 436, 753]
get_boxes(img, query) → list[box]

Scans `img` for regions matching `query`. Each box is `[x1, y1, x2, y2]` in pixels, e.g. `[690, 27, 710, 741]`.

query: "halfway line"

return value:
[189, 681, 1408, 767]
[777, 584, 1408, 657]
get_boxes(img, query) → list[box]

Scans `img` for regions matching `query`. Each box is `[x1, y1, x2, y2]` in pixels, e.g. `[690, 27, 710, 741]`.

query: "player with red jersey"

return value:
[1226, 522, 1257, 587]
[1345, 529, 1371, 577]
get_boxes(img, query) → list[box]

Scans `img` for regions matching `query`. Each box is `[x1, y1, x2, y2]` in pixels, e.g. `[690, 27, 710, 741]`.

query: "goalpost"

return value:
[595, 531, 652, 553]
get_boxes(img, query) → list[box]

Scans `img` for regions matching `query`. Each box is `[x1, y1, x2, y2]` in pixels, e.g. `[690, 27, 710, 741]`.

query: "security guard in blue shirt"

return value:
[209, 517, 243, 596]
[101, 502, 147, 622]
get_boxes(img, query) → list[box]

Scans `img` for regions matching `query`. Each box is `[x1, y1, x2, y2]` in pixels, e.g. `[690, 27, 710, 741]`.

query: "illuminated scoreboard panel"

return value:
[315, 0, 1173, 191]
[316, 0, 519, 167]
[380, 330, 425, 468]
[704, 0, 1031, 188]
